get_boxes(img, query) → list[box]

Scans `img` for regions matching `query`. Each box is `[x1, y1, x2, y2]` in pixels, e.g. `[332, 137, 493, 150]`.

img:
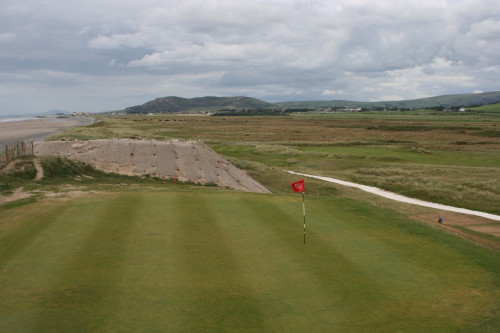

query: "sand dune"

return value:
[35, 139, 270, 193]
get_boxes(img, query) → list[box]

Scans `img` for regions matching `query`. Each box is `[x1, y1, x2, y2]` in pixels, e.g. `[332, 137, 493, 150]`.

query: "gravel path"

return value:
[288, 170, 500, 222]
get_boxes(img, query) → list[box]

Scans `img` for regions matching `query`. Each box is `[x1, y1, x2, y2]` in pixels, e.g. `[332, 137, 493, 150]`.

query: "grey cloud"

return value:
[1, 0, 499, 114]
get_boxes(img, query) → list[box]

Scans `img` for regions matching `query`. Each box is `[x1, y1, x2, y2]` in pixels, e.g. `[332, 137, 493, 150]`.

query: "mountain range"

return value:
[122, 91, 500, 114]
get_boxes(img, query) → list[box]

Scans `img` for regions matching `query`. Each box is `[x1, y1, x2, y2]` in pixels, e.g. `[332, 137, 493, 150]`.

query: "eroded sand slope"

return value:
[34, 139, 270, 193]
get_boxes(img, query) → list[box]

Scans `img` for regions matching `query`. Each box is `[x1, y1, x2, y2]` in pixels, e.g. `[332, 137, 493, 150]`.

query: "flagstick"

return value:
[302, 191, 306, 244]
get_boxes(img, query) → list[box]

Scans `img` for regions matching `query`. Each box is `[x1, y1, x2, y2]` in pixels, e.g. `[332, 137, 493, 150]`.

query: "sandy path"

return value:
[33, 158, 44, 180]
[287, 170, 500, 222]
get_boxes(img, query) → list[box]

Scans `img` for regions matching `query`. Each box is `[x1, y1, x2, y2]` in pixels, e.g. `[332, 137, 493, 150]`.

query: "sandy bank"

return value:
[35, 139, 270, 193]
[0, 117, 94, 146]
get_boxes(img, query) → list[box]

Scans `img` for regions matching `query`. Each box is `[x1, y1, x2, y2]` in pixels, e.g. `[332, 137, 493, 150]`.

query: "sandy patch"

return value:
[42, 190, 105, 201]
[33, 158, 44, 180]
[0, 159, 34, 174]
[415, 211, 496, 226]
[0, 188, 32, 204]
[466, 225, 500, 237]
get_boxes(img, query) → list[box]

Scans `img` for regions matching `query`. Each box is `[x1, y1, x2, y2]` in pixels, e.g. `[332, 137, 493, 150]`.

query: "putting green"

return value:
[0, 191, 498, 332]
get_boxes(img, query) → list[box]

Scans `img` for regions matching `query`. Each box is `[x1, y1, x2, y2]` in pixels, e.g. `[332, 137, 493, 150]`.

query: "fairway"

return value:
[0, 191, 498, 332]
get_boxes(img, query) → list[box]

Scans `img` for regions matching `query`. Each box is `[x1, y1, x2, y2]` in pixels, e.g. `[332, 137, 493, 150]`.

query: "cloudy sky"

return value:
[1, 0, 499, 115]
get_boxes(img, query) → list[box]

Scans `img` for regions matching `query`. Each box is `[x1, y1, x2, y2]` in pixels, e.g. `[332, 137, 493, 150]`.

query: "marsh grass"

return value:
[255, 144, 328, 157]
[52, 114, 500, 146]
[350, 165, 500, 214]
[366, 124, 483, 131]
[43, 113, 499, 213]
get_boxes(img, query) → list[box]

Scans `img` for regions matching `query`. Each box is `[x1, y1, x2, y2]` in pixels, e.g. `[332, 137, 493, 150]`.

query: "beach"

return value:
[0, 116, 94, 146]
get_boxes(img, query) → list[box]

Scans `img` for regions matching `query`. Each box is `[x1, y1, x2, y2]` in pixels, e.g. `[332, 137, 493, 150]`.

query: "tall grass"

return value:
[0, 157, 37, 194]
[255, 144, 328, 157]
[350, 165, 500, 214]
[40, 156, 95, 178]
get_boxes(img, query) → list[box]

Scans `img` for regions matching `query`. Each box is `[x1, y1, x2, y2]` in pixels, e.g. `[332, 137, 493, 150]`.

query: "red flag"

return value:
[290, 179, 305, 192]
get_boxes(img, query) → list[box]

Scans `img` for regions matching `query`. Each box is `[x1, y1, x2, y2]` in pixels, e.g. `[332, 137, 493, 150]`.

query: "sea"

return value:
[0, 116, 40, 123]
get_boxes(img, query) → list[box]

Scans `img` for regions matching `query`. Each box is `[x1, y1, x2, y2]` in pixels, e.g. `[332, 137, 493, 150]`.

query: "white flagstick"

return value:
[302, 191, 306, 244]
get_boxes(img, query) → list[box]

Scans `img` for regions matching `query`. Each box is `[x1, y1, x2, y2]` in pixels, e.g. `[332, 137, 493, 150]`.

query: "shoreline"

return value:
[0, 116, 95, 147]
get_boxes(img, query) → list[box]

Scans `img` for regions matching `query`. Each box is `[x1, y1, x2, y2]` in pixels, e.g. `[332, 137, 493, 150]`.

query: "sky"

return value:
[1, 0, 500, 115]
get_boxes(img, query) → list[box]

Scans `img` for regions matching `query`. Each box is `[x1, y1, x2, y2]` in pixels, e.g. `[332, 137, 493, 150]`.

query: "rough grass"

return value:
[345, 165, 500, 214]
[0, 156, 215, 204]
[255, 144, 328, 157]
[0, 191, 498, 332]
[40, 113, 500, 225]
[0, 157, 37, 194]
[40, 156, 96, 178]
[48, 114, 500, 146]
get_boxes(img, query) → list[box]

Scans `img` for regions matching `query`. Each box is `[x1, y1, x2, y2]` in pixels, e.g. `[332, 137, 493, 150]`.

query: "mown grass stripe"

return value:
[0, 203, 70, 271]
[0, 198, 121, 333]
[236, 195, 391, 329]
[201, 193, 347, 331]
[305, 197, 500, 331]
[0, 191, 498, 332]
[94, 192, 186, 332]
[32, 193, 142, 332]
[307, 198, 443, 290]
[311, 197, 500, 288]
[171, 192, 264, 332]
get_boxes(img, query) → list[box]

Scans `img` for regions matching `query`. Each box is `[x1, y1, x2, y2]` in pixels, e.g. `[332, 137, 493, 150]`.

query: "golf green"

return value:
[0, 191, 498, 332]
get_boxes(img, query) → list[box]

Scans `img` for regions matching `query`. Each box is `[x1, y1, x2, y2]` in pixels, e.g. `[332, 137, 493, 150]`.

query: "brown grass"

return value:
[48, 115, 500, 149]
[48, 114, 500, 215]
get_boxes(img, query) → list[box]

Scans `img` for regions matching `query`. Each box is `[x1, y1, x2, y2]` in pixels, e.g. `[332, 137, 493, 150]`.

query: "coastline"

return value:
[0, 116, 95, 146]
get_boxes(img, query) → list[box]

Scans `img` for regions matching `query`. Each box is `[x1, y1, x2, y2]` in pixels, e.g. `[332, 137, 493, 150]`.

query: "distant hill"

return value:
[276, 91, 500, 109]
[121, 91, 500, 114]
[124, 96, 273, 114]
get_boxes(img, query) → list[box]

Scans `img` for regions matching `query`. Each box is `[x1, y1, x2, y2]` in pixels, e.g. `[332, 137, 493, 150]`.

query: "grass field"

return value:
[1, 190, 499, 332]
[35, 111, 500, 235]
[1, 110, 499, 331]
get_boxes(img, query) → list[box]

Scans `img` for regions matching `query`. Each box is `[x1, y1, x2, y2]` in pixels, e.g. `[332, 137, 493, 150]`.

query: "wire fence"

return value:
[1, 141, 34, 167]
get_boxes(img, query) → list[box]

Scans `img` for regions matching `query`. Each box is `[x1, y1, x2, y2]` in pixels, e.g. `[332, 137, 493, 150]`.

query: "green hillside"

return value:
[124, 96, 273, 114]
[277, 91, 500, 109]
[120, 91, 500, 114]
